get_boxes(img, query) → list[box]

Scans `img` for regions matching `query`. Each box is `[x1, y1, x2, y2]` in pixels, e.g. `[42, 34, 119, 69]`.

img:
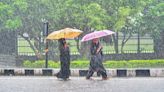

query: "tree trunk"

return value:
[159, 31, 164, 57]
[137, 30, 141, 53]
[154, 30, 164, 57]
[20, 34, 43, 59]
[79, 26, 91, 58]
[80, 42, 90, 58]
[113, 32, 119, 54]
[75, 38, 80, 53]
[121, 31, 132, 53]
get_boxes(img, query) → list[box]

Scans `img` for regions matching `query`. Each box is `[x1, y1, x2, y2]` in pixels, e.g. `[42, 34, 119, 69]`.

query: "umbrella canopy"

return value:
[81, 30, 115, 42]
[46, 28, 83, 40]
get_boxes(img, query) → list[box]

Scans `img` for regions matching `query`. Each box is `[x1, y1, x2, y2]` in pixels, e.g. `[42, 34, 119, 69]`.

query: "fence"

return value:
[17, 33, 154, 56]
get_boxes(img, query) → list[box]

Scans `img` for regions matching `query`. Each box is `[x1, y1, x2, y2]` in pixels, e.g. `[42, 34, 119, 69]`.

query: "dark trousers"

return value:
[56, 56, 70, 79]
[86, 69, 107, 79]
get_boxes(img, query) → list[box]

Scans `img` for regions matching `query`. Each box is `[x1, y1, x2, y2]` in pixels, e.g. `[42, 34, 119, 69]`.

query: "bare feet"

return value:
[86, 77, 93, 80]
[102, 77, 109, 80]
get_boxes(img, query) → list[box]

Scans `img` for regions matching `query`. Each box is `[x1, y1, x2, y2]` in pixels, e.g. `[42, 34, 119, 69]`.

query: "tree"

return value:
[142, 0, 164, 54]
[1, 0, 163, 58]
[0, 0, 27, 31]
[0, 0, 48, 59]
[43, 0, 110, 57]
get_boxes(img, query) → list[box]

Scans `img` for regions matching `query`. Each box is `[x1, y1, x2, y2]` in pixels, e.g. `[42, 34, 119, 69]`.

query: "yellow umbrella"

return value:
[46, 28, 83, 40]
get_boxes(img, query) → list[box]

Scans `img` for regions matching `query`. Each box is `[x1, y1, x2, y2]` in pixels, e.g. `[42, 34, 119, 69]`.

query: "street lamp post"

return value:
[137, 29, 140, 53]
[43, 21, 49, 68]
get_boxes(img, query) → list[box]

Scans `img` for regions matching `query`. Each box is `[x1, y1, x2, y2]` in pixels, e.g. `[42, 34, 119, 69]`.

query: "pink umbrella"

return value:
[81, 30, 115, 42]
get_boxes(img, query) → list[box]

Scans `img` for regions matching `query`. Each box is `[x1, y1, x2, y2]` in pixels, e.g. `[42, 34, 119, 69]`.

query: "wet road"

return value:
[0, 76, 164, 92]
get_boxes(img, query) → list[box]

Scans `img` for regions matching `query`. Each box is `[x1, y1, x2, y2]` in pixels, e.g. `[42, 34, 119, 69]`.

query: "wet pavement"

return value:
[0, 76, 164, 92]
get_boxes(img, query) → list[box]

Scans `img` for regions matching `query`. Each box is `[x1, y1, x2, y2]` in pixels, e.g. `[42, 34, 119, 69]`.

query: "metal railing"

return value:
[17, 34, 154, 56]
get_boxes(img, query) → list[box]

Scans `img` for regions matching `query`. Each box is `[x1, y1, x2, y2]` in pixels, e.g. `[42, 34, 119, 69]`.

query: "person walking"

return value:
[55, 38, 70, 80]
[86, 38, 108, 80]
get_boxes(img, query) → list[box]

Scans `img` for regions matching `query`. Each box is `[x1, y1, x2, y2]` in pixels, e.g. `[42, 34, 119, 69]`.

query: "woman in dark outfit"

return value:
[86, 38, 107, 80]
[55, 38, 70, 80]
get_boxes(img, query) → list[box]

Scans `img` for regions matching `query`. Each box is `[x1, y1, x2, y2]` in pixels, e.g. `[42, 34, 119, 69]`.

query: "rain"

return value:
[0, 0, 163, 68]
[0, 0, 164, 92]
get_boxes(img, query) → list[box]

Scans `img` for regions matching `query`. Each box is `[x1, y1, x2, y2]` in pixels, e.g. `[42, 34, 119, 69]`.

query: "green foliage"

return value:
[23, 59, 164, 68]
[23, 60, 60, 68]
[150, 2, 164, 16]
[13, 0, 28, 12]
[142, 0, 164, 38]
[104, 61, 131, 68]
[1, 0, 162, 34]
[71, 60, 89, 68]
[5, 17, 22, 29]
[0, 2, 13, 17]
[0, 0, 28, 30]
[23, 60, 32, 68]
[104, 60, 164, 68]
[48, 61, 60, 68]
[84, 3, 108, 30]
[114, 7, 132, 31]
[1, 0, 163, 56]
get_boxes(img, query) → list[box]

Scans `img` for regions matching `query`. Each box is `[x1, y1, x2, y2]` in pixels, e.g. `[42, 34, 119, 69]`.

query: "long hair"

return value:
[91, 40, 100, 48]
[58, 38, 65, 46]
[58, 38, 66, 50]
[90, 40, 100, 55]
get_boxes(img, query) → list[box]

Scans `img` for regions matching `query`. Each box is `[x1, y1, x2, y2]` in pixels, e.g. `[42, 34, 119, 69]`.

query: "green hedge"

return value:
[23, 59, 164, 68]
[23, 60, 60, 68]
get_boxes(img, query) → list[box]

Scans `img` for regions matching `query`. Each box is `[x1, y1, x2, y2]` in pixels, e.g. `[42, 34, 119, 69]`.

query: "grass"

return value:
[18, 36, 154, 54]
[23, 59, 164, 68]
[18, 47, 34, 53]
[18, 38, 34, 53]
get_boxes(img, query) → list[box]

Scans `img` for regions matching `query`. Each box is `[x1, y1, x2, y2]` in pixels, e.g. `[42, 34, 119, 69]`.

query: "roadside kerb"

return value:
[0, 68, 163, 77]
